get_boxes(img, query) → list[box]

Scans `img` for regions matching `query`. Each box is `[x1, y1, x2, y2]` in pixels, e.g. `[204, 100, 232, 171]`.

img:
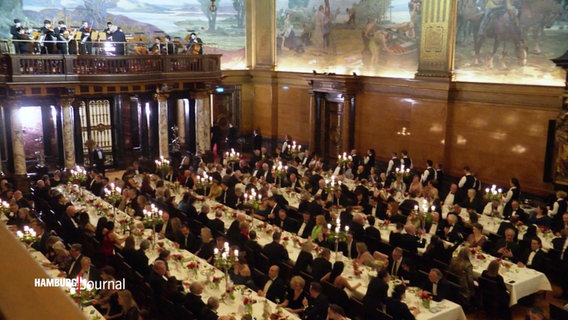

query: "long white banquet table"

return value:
[56, 184, 299, 319]
[29, 248, 105, 319]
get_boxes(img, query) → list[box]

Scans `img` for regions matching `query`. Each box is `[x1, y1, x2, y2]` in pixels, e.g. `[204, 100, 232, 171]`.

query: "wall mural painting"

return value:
[454, 0, 568, 86]
[0, 0, 245, 69]
[276, 0, 421, 79]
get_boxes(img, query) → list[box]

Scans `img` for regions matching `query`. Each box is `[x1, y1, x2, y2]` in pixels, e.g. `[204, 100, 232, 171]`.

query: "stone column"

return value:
[415, 0, 458, 79]
[154, 89, 169, 158]
[193, 92, 211, 153]
[9, 103, 26, 175]
[177, 99, 186, 147]
[59, 98, 76, 169]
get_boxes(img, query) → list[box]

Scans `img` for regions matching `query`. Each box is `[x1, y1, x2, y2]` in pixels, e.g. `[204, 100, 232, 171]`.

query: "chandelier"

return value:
[210, 0, 217, 12]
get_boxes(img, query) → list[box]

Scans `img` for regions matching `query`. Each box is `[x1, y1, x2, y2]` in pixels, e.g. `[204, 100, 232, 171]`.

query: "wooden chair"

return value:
[252, 268, 267, 290]
[477, 276, 511, 320]
[349, 298, 365, 320]
[377, 308, 394, 320]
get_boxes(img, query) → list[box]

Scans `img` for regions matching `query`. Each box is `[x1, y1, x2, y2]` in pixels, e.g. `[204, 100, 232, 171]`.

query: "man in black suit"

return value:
[76, 257, 101, 282]
[265, 197, 283, 222]
[440, 213, 463, 244]
[493, 228, 521, 262]
[349, 213, 366, 243]
[176, 224, 199, 253]
[365, 216, 382, 241]
[207, 210, 225, 236]
[196, 205, 211, 226]
[399, 192, 419, 216]
[363, 269, 390, 319]
[59, 206, 82, 244]
[302, 282, 329, 320]
[92, 145, 105, 176]
[311, 248, 332, 282]
[273, 209, 296, 233]
[307, 195, 326, 219]
[258, 265, 286, 303]
[388, 247, 416, 283]
[216, 182, 237, 208]
[31, 220, 49, 254]
[227, 213, 247, 247]
[147, 261, 167, 298]
[61, 243, 84, 278]
[552, 229, 568, 298]
[300, 150, 312, 167]
[389, 223, 404, 248]
[285, 173, 302, 193]
[497, 216, 519, 240]
[262, 232, 290, 266]
[553, 212, 568, 235]
[422, 268, 451, 302]
[505, 200, 528, 223]
[253, 129, 263, 151]
[295, 212, 315, 238]
[397, 224, 426, 254]
[200, 297, 220, 320]
[245, 230, 263, 257]
[518, 237, 547, 273]
[184, 281, 206, 316]
[127, 240, 151, 276]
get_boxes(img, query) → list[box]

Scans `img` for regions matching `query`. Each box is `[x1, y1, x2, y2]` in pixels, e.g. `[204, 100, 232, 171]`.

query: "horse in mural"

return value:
[474, 10, 527, 68]
[457, 0, 482, 44]
[518, 0, 563, 54]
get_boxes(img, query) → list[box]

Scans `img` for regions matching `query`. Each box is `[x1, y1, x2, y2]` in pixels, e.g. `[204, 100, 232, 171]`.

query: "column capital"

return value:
[57, 97, 75, 107]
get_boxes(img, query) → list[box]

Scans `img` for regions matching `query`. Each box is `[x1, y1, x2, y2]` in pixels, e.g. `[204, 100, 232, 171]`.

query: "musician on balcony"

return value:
[55, 21, 69, 54]
[39, 20, 56, 54]
[79, 21, 93, 55]
[107, 25, 126, 56]
[186, 33, 203, 55]
[10, 19, 22, 53]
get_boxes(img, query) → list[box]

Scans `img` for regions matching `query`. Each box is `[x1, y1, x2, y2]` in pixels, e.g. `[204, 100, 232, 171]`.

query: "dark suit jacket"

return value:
[303, 293, 329, 320]
[521, 249, 547, 273]
[184, 293, 205, 317]
[365, 226, 382, 242]
[263, 276, 286, 303]
[207, 218, 225, 236]
[399, 199, 419, 216]
[294, 251, 313, 275]
[200, 308, 218, 320]
[311, 257, 331, 281]
[59, 214, 82, 244]
[147, 271, 167, 298]
[553, 237, 568, 263]
[493, 239, 521, 262]
[32, 231, 50, 254]
[388, 256, 416, 282]
[253, 134, 263, 151]
[274, 217, 297, 233]
[262, 241, 289, 265]
[386, 298, 416, 320]
[65, 254, 84, 278]
[176, 233, 199, 253]
[422, 278, 451, 302]
[363, 276, 388, 313]
[295, 220, 315, 239]
[397, 233, 426, 254]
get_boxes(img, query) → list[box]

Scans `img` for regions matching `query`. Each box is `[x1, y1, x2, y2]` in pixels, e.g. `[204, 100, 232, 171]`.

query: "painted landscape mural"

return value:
[0, 0, 246, 68]
[276, 0, 421, 79]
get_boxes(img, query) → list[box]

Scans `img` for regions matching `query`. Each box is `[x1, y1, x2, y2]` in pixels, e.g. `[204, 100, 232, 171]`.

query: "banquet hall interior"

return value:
[1, 0, 568, 319]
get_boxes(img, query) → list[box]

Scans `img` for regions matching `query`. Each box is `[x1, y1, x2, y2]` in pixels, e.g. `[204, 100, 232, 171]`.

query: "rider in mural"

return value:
[478, 0, 519, 36]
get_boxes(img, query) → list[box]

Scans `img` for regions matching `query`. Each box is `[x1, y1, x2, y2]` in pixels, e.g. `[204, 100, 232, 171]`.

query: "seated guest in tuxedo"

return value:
[76, 257, 101, 282]
[196, 227, 215, 263]
[442, 183, 460, 207]
[483, 199, 504, 217]
[422, 268, 451, 302]
[518, 237, 547, 273]
[262, 231, 290, 267]
[216, 182, 237, 208]
[31, 220, 49, 254]
[399, 192, 419, 216]
[553, 212, 568, 235]
[176, 223, 199, 253]
[207, 210, 225, 236]
[461, 188, 483, 213]
[302, 282, 329, 320]
[147, 261, 168, 301]
[92, 266, 121, 317]
[552, 229, 568, 299]
[506, 200, 528, 223]
[440, 213, 463, 244]
[258, 265, 286, 303]
[126, 239, 151, 277]
[60, 243, 84, 278]
[227, 213, 247, 245]
[184, 281, 206, 316]
[196, 205, 211, 226]
[365, 216, 381, 241]
[200, 297, 220, 320]
[363, 269, 390, 319]
[387, 202, 407, 225]
[493, 228, 521, 262]
[388, 247, 416, 283]
[295, 211, 315, 239]
[312, 248, 332, 282]
[386, 284, 418, 320]
[273, 208, 296, 232]
[389, 223, 404, 248]
[397, 224, 426, 255]
[497, 215, 519, 240]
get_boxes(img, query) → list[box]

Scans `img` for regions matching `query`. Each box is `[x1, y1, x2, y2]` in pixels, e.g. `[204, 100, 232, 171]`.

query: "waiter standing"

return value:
[92, 145, 105, 176]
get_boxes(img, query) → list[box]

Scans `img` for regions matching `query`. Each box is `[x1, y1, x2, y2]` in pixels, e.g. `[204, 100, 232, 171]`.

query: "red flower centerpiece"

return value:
[419, 291, 432, 309]
[243, 296, 256, 314]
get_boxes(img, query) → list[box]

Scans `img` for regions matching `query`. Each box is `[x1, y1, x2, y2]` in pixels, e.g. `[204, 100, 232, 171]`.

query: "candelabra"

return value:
[214, 242, 238, 294]
[70, 165, 87, 184]
[244, 189, 262, 228]
[337, 152, 352, 165]
[272, 161, 288, 187]
[485, 184, 503, 201]
[0, 199, 10, 217]
[395, 164, 411, 179]
[105, 183, 122, 206]
[155, 156, 171, 178]
[225, 148, 240, 163]
[413, 199, 436, 231]
[17, 226, 37, 245]
[290, 141, 302, 158]
[327, 217, 349, 260]
[197, 173, 213, 196]
[143, 204, 163, 246]
[325, 175, 342, 194]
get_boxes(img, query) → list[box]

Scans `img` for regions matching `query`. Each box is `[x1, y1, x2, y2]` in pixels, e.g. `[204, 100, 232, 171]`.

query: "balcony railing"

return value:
[0, 54, 222, 83]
